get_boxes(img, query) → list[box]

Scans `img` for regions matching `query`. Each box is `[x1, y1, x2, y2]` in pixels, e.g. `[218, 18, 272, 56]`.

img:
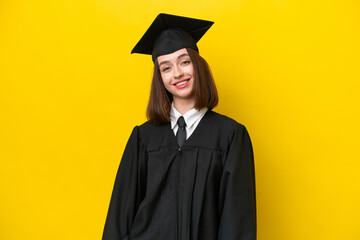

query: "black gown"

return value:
[102, 110, 256, 240]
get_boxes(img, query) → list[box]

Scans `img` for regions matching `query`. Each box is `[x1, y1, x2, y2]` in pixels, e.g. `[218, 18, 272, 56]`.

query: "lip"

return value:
[173, 78, 190, 85]
[173, 78, 190, 89]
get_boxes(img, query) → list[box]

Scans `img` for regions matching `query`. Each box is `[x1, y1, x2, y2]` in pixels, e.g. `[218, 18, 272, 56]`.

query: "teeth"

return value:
[175, 80, 188, 86]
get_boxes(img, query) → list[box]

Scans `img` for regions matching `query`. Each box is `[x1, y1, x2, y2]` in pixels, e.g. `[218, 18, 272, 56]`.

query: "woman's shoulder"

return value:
[137, 120, 169, 132]
[138, 110, 245, 130]
[134, 110, 247, 140]
[205, 109, 246, 131]
[136, 110, 244, 130]
[132, 120, 170, 143]
[205, 111, 252, 149]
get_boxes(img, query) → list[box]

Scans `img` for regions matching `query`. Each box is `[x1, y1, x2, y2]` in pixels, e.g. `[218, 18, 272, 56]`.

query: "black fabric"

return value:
[102, 110, 257, 240]
[176, 116, 186, 149]
[152, 28, 198, 63]
[131, 13, 214, 62]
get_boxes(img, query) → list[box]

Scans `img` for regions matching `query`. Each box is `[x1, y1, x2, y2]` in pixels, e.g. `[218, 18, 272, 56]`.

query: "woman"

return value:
[103, 13, 257, 240]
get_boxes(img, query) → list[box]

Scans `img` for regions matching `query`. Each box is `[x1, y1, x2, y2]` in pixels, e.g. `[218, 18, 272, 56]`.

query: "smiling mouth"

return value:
[174, 79, 190, 86]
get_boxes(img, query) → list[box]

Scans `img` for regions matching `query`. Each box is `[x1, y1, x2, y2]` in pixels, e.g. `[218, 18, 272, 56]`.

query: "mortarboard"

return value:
[131, 13, 214, 62]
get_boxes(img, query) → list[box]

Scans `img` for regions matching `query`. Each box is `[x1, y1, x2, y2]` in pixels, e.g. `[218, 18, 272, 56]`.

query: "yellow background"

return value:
[1, 0, 359, 239]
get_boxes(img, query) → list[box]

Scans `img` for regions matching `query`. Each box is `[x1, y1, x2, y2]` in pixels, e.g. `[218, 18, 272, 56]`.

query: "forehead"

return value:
[157, 48, 189, 63]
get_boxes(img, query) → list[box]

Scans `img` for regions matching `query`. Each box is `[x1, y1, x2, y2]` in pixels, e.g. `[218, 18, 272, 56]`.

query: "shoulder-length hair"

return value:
[146, 48, 218, 124]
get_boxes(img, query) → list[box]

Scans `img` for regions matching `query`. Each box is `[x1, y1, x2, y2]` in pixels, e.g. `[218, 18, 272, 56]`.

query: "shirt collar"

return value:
[170, 102, 208, 129]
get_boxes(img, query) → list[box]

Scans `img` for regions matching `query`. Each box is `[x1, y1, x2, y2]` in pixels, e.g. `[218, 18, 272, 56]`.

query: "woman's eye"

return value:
[182, 60, 190, 65]
[162, 67, 170, 72]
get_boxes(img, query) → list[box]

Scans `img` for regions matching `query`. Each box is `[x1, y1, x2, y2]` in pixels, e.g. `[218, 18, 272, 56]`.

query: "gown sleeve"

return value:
[102, 126, 147, 240]
[218, 125, 257, 240]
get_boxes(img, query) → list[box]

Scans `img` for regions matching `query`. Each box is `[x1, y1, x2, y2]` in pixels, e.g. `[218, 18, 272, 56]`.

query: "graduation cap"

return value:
[131, 13, 214, 62]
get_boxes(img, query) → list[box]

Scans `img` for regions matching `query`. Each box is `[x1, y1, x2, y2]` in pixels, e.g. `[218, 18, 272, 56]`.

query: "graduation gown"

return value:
[102, 110, 256, 240]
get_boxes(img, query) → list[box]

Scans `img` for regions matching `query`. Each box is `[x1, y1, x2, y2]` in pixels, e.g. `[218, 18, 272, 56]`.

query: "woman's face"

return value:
[157, 48, 195, 103]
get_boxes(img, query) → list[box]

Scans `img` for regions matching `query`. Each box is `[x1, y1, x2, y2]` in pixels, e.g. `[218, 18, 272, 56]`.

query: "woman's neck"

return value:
[173, 98, 195, 115]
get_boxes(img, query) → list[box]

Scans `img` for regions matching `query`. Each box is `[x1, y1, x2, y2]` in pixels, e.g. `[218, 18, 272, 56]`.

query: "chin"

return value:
[177, 91, 192, 98]
[177, 93, 195, 100]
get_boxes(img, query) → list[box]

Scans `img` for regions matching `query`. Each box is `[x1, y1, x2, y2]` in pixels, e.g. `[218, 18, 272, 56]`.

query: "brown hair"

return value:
[146, 48, 218, 124]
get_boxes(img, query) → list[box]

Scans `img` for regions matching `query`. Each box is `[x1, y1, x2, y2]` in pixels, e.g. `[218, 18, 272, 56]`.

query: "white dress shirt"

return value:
[170, 102, 208, 140]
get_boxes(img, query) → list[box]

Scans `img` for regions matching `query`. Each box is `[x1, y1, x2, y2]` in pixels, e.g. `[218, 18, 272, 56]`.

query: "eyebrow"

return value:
[158, 53, 190, 67]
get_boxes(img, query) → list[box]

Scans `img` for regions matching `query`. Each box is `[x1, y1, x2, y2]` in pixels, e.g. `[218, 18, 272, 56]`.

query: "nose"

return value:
[173, 65, 184, 78]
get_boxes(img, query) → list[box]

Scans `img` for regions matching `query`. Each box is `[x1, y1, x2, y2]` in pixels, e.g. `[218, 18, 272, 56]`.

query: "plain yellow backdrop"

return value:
[1, 0, 359, 239]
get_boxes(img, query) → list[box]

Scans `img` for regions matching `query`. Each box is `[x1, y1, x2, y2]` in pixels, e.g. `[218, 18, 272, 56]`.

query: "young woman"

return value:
[103, 13, 257, 240]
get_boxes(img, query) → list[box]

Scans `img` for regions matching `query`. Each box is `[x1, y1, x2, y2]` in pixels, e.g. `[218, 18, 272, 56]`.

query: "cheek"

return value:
[160, 73, 171, 85]
[185, 64, 194, 76]
[159, 74, 171, 92]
